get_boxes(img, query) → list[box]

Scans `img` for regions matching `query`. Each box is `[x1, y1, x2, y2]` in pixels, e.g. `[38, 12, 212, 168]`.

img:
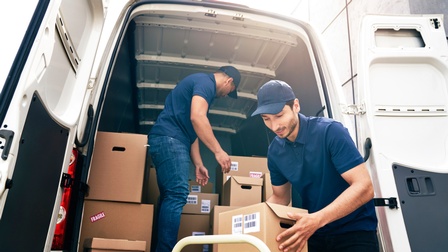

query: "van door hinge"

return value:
[0, 129, 14, 160]
[374, 197, 398, 209]
[61, 173, 74, 188]
[341, 104, 366, 115]
[233, 13, 244, 21]
[56, 11, 81, 73]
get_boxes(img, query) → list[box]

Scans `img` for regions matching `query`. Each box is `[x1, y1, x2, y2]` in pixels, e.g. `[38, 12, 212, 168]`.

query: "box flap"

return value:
[232, 176, 263, 186]
[84, 237, 146, 251]
[266, 202, 308, 220]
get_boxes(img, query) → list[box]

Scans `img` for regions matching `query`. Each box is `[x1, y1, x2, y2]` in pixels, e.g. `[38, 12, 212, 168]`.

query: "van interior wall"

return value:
[98, 18, 322, 206]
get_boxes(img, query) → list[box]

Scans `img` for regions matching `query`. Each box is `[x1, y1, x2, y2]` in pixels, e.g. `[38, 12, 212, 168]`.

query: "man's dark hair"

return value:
[285, 99, 295, 109]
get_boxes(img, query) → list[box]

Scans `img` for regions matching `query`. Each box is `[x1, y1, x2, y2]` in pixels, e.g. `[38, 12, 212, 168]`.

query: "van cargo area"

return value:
[1, 1, 448, 252]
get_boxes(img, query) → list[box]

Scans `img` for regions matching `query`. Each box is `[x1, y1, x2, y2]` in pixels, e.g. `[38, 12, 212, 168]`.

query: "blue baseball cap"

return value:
[219, 66, 241, 99]
[251, 80, 296, 116]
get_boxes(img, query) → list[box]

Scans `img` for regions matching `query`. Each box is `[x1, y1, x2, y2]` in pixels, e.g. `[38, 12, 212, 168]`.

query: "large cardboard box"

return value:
[83, 238, 146, 252]
[178, 214, 211, 252]
[87, 132, 147, 203]
[183, 193, 219, 214]
[221, 176, 263, 206]
[189, 180, 214, 193]
[216, 156, 268, 196]
[210, 206, 240, 252]
[262, 173, 272, 202]
[217, 202, 308, 252]
[79, 200, 154, 252]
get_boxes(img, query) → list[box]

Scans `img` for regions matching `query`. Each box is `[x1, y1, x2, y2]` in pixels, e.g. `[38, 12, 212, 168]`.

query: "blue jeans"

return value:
[148, 135, 190, 252]
[308, 230, 379, 252]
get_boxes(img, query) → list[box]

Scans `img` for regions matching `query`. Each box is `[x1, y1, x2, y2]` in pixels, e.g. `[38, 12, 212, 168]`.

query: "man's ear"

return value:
[294, 98, 301, 112]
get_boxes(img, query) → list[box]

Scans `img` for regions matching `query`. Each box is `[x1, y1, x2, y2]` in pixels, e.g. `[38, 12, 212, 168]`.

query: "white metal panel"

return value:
[357, 14, 448, 252]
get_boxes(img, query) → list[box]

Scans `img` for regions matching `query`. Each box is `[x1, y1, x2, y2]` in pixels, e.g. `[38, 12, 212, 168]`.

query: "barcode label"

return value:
[191, 185, 201, 192]
[232, 215, 243, 234]
[187, 194, 198, 205]
[192, 231, 208, 252]
[201, 199, 211, 213]
[231, 161, 238, 171]
[243, 212, 260, 234]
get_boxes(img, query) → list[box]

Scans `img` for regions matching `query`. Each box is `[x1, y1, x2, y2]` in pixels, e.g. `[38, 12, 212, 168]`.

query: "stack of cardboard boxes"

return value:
[211, 156, 307, 252]
[80, 132, 154, 252]
[81, 134, 307, 252]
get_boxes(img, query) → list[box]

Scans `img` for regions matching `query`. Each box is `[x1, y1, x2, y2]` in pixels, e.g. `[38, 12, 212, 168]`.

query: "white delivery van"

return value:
[0, 0, 447, 251]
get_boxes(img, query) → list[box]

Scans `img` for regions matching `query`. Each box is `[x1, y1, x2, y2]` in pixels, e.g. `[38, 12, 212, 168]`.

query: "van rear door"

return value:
[357, 14, 448, 252]
[0, 0, 106, 250]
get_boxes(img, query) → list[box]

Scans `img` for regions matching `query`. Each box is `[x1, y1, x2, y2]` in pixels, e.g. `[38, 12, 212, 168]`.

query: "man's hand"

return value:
[195, 165, 209, 186]
[215, 150, 231, 173]
[276, 212, 321, 252]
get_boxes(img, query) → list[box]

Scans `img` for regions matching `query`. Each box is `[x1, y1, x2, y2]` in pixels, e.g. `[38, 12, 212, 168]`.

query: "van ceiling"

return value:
[99, 3, 322, 151]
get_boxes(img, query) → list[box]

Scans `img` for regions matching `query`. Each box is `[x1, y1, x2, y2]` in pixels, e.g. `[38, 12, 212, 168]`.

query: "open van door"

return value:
[0, 0, 107, 250]
[357, 14, 448, 252]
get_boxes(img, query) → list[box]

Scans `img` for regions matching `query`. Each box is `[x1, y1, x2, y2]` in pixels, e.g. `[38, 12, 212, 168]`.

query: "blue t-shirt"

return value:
[149, 73, 216, 147]
[268, 113, 377, 235]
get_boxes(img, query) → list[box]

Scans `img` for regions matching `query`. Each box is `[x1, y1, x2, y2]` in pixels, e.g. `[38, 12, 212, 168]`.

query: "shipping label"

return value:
[187, 194, 198, 205]
[243, 212, 260, 234]
[249, 171, 263, 178]
[201, 199, 211, 213]
[230, 161, 239, 171]
[232, 214, 243, 234]
[191, 185, 201, 192]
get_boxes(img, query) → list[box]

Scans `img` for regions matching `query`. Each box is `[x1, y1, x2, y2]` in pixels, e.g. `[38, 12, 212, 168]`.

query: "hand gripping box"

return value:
[217, 202, 308, 252]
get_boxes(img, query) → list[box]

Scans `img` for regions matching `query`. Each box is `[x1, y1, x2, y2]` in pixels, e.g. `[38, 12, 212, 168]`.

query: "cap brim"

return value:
[251, 102, 286, 117]
[228, 89, 238, 99]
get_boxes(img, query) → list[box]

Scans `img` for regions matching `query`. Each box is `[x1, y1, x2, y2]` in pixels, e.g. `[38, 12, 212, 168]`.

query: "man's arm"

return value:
[190, 95, 231, 173]
[190, 138, 209, 186]
[276, 163, 374, 252]
[266, 182, 291, 206]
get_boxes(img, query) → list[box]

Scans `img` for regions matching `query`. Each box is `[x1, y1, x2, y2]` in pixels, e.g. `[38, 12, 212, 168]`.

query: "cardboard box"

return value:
[79, 200, 154, 252]
[210, 206, 240, 252]
[216, 156, 268, 196]
[189, 180, 214, 193]
[83, 238, 146, 252]
[262, 173, 272, 202]
[217, 202, 308, 252]
[145, 168, 159, 206]
[183, 193, 219, 214]
[221, 176, 263, 206]
[178, 214, 210, 252]
[88, 132, 147, 203]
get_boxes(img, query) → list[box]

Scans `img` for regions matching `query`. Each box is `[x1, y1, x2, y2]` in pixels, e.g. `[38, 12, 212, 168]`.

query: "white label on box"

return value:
[232, 214, 243, 234]
[191, 185, 201, 192]
[201, 199, 211, 213]
[249, 171, 263, 178]
[226, 175, 231, 181]
[243, 212, 260, 234]
[230, 161, 239, 171]
[187, 194, 198, 205]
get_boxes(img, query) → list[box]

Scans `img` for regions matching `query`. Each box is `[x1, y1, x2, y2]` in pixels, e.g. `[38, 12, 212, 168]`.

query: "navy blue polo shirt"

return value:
[268, 113, 377, 235]
[149, 73, 216, 147]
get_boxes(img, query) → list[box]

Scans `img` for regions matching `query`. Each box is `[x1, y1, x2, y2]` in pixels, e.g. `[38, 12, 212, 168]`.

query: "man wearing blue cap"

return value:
[148, 66, 241, 252]
[251, 80, 378, 252]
